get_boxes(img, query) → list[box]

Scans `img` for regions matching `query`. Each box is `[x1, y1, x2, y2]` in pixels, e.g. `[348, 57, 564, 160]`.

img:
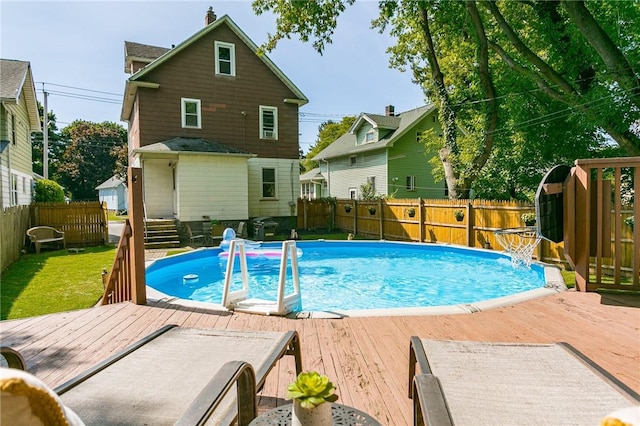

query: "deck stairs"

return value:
[144, 219, 180, 249]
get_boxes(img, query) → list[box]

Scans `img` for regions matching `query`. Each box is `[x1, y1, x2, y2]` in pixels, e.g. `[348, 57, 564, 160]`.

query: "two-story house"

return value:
[311, 105, 447, 200]
[121, 8, 308, 227]
[0, 59, 41, 208]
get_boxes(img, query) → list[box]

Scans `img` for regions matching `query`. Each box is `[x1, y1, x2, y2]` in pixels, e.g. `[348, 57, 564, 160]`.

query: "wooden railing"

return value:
[100, 167, 147, 305]
[564, 157, 639, 292]
[101, 220, 133, 304]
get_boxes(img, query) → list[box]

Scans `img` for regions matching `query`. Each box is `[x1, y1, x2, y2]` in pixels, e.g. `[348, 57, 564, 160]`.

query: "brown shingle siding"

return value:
[131, 21, 300, 159]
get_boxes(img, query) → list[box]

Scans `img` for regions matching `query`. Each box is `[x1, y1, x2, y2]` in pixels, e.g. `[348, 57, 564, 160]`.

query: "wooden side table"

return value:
[249, 403, 381, 425]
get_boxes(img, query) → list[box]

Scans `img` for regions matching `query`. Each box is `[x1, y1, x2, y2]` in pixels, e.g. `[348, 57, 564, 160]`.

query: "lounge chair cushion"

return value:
[0, 367, 85, 426]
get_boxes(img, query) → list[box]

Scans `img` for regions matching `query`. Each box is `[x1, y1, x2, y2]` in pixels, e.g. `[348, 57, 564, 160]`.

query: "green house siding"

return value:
[387, 113, 445, 199]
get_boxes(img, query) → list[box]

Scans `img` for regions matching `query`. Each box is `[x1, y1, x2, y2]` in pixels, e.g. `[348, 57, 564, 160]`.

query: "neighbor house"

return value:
[299, 167, 325, 200]
[96, 175, 128, 213]
[0, 59, 41, 208]
[120, 7, 308, 226]
[311, 105, 446, 199]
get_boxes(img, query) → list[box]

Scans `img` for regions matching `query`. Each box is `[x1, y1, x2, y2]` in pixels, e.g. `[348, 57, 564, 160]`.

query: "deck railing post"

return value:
[128, 167, 147, 304]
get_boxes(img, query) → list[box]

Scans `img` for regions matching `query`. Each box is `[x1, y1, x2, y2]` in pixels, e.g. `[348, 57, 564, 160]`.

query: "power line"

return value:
[36, 82, 121, 97]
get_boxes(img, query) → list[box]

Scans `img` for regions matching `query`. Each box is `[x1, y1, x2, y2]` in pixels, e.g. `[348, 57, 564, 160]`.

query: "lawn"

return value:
[0, 246, 116, 320]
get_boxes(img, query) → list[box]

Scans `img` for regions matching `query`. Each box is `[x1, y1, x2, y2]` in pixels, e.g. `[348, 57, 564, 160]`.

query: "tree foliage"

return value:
[254, 0, 639, 200]
[33, 179, 65, 202]
[302, 116, 356, 172]
[57, 120, 127, 200]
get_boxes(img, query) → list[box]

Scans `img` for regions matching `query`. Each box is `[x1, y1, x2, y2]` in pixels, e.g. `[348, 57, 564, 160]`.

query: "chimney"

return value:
[205, 6, 217, 26]
[385, 105, 395, 116]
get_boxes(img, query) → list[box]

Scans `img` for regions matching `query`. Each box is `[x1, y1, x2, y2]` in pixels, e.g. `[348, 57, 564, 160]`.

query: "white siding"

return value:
[142, 159, 175, 218]
[247, 158, 299, 217]
[176, 155, 249, 222]
[322, 151, 387, 199]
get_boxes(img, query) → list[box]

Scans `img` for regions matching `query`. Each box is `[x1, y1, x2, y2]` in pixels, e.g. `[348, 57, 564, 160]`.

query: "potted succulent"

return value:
[368, 206, 377, 215]
[287, 371, 338, 426]
[407, 207, 416, 218]
[453, 209, 464, 222]
[344, 204, 352, 213]
[521, 212, 536, 227]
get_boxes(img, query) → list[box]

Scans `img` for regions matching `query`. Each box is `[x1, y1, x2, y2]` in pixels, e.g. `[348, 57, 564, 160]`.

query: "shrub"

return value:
[34, 179, 65, 202]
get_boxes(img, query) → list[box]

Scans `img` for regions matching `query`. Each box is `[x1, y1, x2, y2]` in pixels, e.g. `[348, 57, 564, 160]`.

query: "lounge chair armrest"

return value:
[175, 360, 257, 426]
[412, 374, 453, 426]
[1, 346, 26, 370]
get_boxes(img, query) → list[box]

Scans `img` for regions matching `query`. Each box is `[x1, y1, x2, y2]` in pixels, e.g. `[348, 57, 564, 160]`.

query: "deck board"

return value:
[1, 290, 638, 425]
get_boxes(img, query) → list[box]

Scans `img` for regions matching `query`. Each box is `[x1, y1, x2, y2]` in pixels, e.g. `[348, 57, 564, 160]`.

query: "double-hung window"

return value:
[181, 98, 201, 129]
[260, 106, 278, 139]
[406, 175, 416, 191]
[215, 41, 235, 76]
[262, 168, 276, 198]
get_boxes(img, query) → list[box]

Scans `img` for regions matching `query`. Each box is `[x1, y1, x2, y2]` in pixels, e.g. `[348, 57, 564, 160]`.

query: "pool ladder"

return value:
[220, 239, 302, 316]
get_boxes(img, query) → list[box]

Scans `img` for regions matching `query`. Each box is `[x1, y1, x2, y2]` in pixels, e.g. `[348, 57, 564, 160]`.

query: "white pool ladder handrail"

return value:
[221, 239, 302, 316]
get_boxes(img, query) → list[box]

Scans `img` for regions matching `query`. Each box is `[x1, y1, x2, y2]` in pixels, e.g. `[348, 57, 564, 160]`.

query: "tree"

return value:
[302, 116, 356, 172]
[31, 102, 63, 178]
[253, 0, 639, 199]
[57, 120, 127, 200]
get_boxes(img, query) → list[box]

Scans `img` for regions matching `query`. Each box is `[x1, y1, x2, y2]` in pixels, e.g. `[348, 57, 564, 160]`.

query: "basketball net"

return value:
[494, 228, 541, 268]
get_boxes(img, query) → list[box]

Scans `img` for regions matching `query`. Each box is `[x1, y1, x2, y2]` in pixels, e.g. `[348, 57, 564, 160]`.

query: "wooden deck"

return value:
[1, 290, 638, 425]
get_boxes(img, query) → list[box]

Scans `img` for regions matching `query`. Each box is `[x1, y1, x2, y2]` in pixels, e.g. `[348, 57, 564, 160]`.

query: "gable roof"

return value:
[300, 167, 325, 182]
[132, 137, 254, 156]
[313, 105, 436, 161]
[96, 175, 126, 190]
[123, 41, 170, 72]
[121, 15, 308, 120]
[0, 59, 41, 132]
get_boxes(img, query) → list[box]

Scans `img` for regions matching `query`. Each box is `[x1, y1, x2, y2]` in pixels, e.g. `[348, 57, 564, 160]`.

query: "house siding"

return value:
[134, 23, 300, 160]
[142, 159, 175, 218]
[387, 113, 445, 199]
[0, 94, 35, 206]
[176, 154, 249, 222]
[247, 158, 299, 217]
[321, 151, 388, 199]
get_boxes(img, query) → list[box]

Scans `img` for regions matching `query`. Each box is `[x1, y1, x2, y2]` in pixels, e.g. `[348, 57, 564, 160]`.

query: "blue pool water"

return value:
[146, 241, 547, 312]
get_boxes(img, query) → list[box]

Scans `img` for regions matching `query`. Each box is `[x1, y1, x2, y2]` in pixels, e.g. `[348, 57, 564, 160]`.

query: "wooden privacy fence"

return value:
[297, 197, 636, 279]
[1, 205, 31, 272]
[31, 201, 108, 246]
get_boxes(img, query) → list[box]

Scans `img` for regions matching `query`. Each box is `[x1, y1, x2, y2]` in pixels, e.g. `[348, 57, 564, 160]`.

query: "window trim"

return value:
[365, 130, 375, 143]
[259, 106, 278, 140]
[214, 41, 236, 76]
[261, 167, 277, 199]
[406, 175, 416, 191]
[181, 98, 201, 129]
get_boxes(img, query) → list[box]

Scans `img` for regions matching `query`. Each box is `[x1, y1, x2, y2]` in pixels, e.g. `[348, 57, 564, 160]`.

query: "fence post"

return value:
[303, 198, 308, 230]
[353, 200, 358, 235]
[379, 199, 383, 240]
[466, 202, 473, 247]
[128, 167, 147, 304]
[418, 198, 424, 243]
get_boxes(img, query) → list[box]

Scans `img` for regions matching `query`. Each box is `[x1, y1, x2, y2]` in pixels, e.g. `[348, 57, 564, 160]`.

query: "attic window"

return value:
[365, 130, 375, 143]
[215, 41, 235, 76]
[181, 98, 201, 129]
[260, 106, 278, 139]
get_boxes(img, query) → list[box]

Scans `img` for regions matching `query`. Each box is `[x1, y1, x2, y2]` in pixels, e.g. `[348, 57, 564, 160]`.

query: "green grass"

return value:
[107, 211, 128, 221]
[560, 269, 575, 288]
[0, 246, 116, 320]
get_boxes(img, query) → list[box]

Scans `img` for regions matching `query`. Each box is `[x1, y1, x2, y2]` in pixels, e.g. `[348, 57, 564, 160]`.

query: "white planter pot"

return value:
[291, 400, 333, 426]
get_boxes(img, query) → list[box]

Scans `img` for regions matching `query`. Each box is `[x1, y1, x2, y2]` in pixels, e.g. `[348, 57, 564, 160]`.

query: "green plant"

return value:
[521, 212, 536, 224]
[344, 204, 352, 212]
[453, 209, 464, 221]
[407, 207, 416, 217]
[287, 371, 338, 409]
[34, 179, 65, 202]
[625, 216, 634, 230]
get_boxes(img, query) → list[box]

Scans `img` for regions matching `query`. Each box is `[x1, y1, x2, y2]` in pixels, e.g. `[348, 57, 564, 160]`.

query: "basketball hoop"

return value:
[494, 228, 541, 268]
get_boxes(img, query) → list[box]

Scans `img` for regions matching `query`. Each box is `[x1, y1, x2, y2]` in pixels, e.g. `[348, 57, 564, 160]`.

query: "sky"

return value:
[1, 0, 427, 153]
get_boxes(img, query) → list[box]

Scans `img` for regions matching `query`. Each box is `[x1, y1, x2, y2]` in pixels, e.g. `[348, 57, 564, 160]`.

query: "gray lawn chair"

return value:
[409, 337, 640, 426]
[4, 325, 302, 426]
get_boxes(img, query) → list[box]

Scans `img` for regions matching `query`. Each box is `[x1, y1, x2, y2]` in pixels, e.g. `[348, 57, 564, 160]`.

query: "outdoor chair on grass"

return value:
[1, 325, 302, 426]
[26, 226, 66, 254]
[409, 337, 640, 426]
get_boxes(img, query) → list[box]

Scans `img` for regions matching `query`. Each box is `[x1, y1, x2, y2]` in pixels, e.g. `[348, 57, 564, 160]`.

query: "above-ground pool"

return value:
[146, 241, 564, 317]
